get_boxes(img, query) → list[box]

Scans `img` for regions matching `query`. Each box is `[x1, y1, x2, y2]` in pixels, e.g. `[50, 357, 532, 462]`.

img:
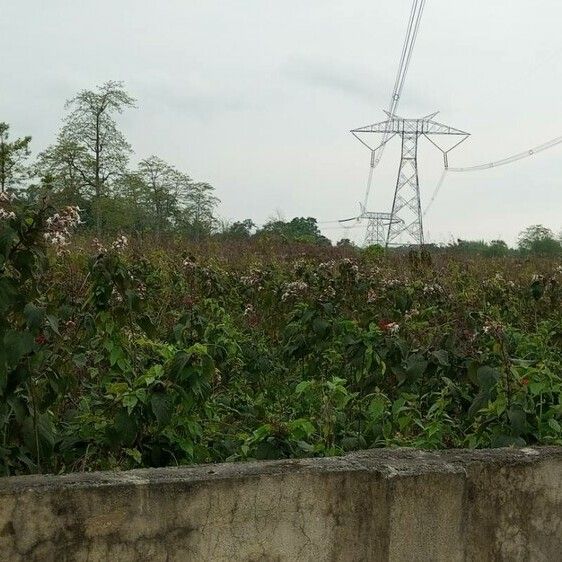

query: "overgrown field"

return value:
[1, 207, 561, 475]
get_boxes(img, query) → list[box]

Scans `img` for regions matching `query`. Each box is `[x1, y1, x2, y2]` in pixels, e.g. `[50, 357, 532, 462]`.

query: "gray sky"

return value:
[1, 0, 561, 245]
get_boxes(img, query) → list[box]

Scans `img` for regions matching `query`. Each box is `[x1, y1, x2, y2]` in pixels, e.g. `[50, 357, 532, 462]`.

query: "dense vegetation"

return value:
[0, 196, 560, 476]
[1, 80, 561, 475]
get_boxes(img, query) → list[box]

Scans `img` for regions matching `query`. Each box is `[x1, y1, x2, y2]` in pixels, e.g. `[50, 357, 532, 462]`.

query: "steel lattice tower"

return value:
[352, 112, 469, 247]
[362, 211, 403, 247]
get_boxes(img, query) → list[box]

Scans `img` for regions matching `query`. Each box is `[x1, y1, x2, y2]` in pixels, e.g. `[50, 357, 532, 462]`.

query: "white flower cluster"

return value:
[111, 286, 123, 303]
[366, 288, 378, 303]
[317, 260, 336, 274]
[320, 285, 336, 301]
[340, 258, 359, 274]
[240, 269, 263, 288]
[182, 257, 197, 270]
[386, 322, 400, 335]
[483, 320, 504, 337]
[91, 238, 107, 254]
[381, 278, 402, 289]
[111, 235, 128, 252]
[0, 191, 16, 220]
[0, 191, 16, 203]
[281, 280, 308, 302]
[484, 273, 516, 290]
[423, 283, 443, 295]
[43, 206, 81, 247]
[0, 208, 15, 220]
[389, 323, 400, 334]
[243, 303, 255, 316]
[404, 308, 420, 321]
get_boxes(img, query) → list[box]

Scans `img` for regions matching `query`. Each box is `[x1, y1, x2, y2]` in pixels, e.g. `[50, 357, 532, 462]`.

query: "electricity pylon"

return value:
[351, 111, 469, 247]
[340, 207, 404, 247]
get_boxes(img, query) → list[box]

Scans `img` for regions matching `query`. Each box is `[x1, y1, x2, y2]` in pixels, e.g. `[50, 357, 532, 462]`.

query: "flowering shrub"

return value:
[0, 200, 561, 475]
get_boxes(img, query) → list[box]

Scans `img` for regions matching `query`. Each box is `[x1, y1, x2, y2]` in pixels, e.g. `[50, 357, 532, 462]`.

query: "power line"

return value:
[360, 0, 427, 210]
[448, 134, 562, 172]
[423, 133, 562, 216]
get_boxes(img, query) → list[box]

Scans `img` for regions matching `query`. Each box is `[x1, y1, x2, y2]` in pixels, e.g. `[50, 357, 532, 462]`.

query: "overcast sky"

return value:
[1, 0, 561, 244]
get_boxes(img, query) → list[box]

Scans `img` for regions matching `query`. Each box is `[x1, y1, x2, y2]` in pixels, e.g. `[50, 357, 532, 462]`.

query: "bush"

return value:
[0, 199, 561, 475]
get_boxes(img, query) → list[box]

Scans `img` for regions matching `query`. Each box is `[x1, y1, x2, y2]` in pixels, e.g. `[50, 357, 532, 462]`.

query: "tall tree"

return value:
[136, 156, 177, 236]
[518, 225, 561, 256]
[169, 171, 219, 239]
[0, 122, 32, 194]
[59, 81, 135, 232]
[35, 138, 88, 207]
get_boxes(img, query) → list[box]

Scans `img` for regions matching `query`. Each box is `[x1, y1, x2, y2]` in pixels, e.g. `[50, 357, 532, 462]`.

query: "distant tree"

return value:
[111, 172, 151, 234]
[175, 179, 219, 240]
[258, 217, 331, 245]
[136, 156, 177, 237]
[337, 238, 355, 248]
[363, 244, 385, 258]
[222, 219, 256, 239]
[484, 239, 510, 257]
[518, 225, 561, 256]
[35, 138, 89, 208]
[450, 239, 489, 254]
[0, 122, 32, 194]
[58, 81, 136, 232]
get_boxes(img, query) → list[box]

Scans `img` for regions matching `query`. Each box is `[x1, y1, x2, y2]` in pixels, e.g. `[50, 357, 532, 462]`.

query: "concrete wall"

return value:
[0, 447, 561, 562]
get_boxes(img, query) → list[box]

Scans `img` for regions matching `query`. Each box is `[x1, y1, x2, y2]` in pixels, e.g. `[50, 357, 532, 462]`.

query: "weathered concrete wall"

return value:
[0, 447, 561, 561]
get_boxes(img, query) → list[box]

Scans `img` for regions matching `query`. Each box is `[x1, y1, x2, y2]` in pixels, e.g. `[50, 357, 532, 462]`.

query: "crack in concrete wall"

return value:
[0, 447, 560, 561]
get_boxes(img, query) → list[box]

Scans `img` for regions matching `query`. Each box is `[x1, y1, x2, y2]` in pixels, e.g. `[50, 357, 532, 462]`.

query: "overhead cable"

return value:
[361, 0, 427, 210]
[447, 134, 562, 172]
[423, 132, 562, 216]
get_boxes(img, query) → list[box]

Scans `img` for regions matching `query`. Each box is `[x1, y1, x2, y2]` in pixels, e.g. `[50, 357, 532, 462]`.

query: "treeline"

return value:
[1, 81, 218, 238]
[1, 81, 560, 253]
[436, 225, 562, 257]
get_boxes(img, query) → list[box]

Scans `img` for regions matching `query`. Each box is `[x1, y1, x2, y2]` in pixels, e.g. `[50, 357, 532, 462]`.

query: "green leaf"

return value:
[405, 354, 428, 380]
[468, 390, 491, 418]
[295, 380, 313, 395]
[23, 303, 45, 331]
[106, 409, 137, 447]
[508, 405, 527, 436]
[529, 381, 547, 396]
[110, 346, 122, 367]
[122, 394, 138, 412]
[3, 331, 34, 367]
[22, 413, 56, 460]
[136, 314, 156, 337]
[288, 418, 315, 438]
[297, 440, 314, 453]
[477, 366, 500, 391]
[0, 226, 17, 257]
[548, 419, 561, 434]
[72, 353, 88, 368]
[491, 434, 526, 448]
[124, 448, 142, 464]
[312, 318, 330, 335]
[0, 350, 7, 394]
[151, 392, 174, 427]
[0, 277, 17, 312]
[369, 397, 386, 421]
[432, 349, 450, 367]
[46, 315, 60, 336]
